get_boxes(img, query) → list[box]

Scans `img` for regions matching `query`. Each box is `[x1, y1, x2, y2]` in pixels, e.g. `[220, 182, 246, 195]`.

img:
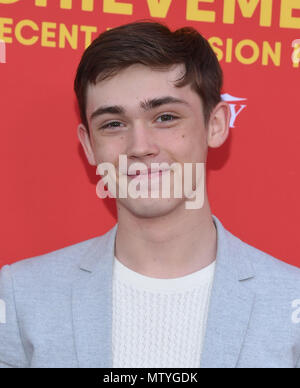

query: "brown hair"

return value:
[74, 21, 223, 132]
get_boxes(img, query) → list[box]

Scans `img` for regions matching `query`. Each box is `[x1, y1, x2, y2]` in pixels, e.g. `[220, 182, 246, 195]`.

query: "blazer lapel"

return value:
[71, 215, 255, 368]
[71, 224, 118, 368]
[200, 216, 256, 368]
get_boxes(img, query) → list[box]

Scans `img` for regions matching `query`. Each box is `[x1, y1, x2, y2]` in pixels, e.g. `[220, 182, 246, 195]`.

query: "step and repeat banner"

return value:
[0, 0, 299, 267]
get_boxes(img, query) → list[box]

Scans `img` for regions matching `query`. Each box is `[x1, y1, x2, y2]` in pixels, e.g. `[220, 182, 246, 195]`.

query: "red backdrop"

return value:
[0, 0, 300, 268]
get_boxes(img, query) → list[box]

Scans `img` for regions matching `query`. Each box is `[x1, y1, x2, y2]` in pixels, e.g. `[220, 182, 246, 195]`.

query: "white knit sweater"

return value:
[112, 256, 216, 368]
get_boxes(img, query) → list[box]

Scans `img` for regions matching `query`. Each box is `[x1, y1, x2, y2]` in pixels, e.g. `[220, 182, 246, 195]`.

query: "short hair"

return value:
[74, 21, 223, 133]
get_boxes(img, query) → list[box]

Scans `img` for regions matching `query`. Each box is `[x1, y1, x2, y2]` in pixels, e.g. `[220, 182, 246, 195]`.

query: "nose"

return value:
[126, 121, 160, 160]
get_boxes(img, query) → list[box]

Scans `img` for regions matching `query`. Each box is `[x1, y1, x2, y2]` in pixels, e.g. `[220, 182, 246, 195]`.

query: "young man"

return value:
[1, 21, 300, 369]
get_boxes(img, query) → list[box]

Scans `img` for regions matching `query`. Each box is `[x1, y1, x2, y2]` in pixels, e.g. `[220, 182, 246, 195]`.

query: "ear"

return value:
[207, 102, 231, 148]
[77, 123, 97, 166]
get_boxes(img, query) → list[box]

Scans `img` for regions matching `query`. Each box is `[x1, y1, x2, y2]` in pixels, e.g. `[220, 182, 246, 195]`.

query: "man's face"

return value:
[78, 63, 228, 218]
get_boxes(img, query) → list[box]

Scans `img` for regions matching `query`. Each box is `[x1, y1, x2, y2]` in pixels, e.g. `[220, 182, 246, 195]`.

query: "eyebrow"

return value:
[140, 96, 189, 111]
[90, 105, 125, 121]
[89, 96, 189, 121]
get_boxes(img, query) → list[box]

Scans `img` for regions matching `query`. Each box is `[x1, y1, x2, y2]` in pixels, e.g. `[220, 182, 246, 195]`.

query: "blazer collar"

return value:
[72, 225, 117, 367]
[200, 215, 256, 368]
[73, 215, 255, 368]
[78, 215, 255, 279]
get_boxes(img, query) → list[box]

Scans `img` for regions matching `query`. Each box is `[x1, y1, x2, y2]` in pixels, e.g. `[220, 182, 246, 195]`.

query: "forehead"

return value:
[85, 64, 199, 118]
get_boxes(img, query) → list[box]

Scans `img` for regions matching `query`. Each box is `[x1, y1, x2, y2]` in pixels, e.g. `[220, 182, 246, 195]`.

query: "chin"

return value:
[118, 197, 184, 219]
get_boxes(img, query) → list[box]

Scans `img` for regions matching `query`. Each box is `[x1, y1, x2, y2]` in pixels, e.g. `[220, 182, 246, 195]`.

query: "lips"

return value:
[127, 167, 170, 178]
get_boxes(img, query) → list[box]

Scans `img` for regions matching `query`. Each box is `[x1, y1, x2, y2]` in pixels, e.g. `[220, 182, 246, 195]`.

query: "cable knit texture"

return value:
[112, 256, 216, 368]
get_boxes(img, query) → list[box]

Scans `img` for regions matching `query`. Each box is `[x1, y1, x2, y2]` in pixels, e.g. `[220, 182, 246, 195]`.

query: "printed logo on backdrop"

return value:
[221, 93, 247, 128]
[0, 1, 299, 68]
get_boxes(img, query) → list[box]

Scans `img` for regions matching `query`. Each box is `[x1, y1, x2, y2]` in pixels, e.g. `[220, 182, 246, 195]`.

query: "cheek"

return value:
[92, 136, 125, 165]
[166, 129, 207, 163]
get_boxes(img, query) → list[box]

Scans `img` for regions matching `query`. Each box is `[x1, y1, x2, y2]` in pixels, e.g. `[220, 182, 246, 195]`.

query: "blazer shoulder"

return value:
[4, 227, 115, 280]
[227, 229, 300, 284]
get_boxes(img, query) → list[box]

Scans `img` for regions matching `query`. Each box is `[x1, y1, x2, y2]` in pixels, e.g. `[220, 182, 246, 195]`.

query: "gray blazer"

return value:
[1, 215, 300, 368]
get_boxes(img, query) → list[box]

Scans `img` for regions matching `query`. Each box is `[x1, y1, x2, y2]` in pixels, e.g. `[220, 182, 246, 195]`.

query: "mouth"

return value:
[127, 168, 171, 179]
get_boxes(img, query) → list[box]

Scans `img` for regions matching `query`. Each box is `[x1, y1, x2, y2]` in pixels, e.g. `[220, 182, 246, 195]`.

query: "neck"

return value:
[114, 195, 217, 279]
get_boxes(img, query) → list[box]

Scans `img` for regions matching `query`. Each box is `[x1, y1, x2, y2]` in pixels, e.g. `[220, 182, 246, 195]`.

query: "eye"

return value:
[156, 114, 179, 123]
[100, 121, 124, 130]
